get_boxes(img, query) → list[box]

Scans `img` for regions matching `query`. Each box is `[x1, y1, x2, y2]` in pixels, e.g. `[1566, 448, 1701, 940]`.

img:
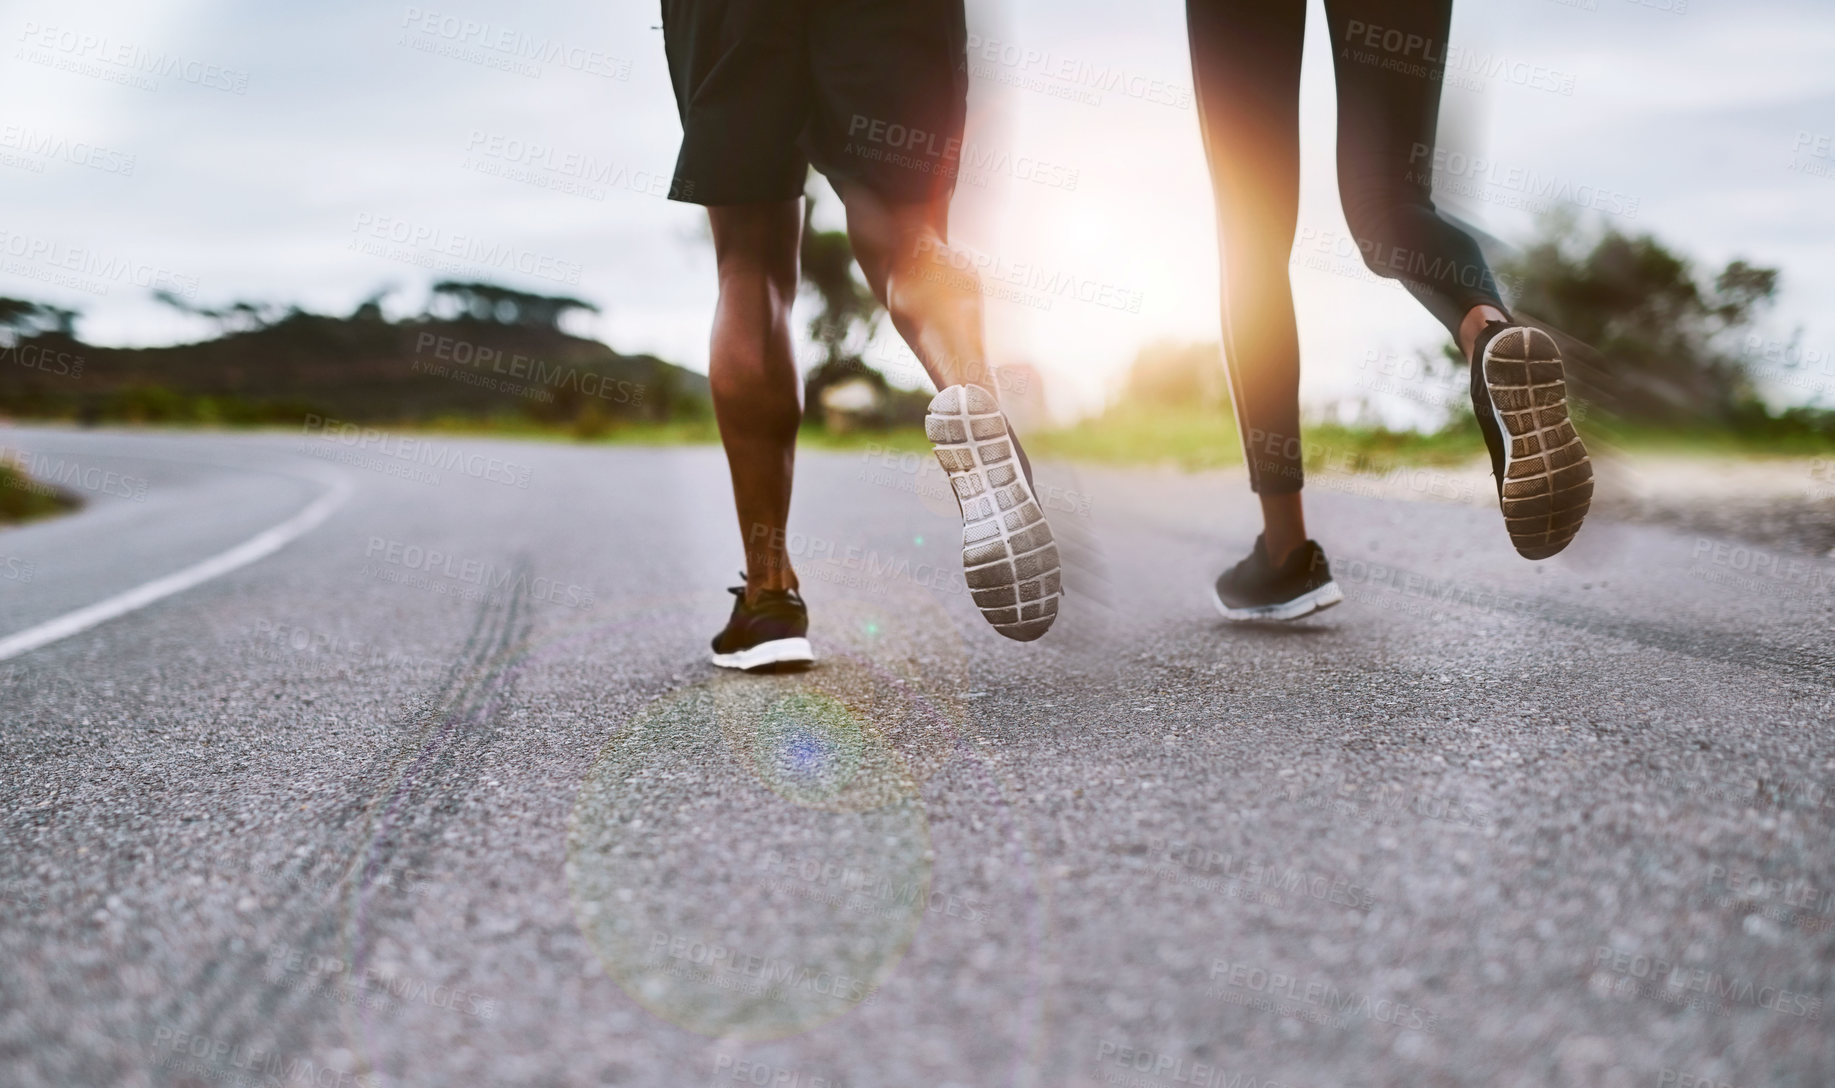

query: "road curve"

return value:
[2, 425, 1831, 1088]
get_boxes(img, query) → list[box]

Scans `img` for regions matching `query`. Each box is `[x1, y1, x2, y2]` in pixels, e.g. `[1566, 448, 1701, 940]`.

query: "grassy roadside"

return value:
[0, 463, 79, 526]
[10, 406, 1830, 475]
[1024, 408, 1489, 472]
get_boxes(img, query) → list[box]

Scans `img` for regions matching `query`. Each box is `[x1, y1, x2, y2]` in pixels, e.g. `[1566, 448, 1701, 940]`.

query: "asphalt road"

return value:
[3, 424, 1833, 1088]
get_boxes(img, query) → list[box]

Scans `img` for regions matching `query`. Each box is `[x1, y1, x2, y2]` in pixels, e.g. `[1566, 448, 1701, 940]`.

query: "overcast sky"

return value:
[3, 0, 1832, 422]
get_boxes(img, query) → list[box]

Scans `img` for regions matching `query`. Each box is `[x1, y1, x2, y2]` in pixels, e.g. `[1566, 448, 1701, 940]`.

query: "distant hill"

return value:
[0, 311, 709, 428]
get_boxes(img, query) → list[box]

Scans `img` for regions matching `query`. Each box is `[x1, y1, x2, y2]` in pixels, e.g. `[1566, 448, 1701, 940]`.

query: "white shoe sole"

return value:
[1212, 580, 1344, 622]
[926, 384, 1060, 642]
[710, 637, 815, 672]
[1483, 327, 1593, 560]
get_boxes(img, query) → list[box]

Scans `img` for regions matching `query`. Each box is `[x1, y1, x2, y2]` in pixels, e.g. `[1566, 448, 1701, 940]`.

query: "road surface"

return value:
[2, 424, 1832, 1088]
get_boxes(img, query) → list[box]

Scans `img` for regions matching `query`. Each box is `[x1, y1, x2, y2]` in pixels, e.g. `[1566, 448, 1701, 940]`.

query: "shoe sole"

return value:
[925, 385, 1061, 642]
[1211, 580, 1344, 622]
[1483, 327, 1593, 560]
[710, 637, 815, 673]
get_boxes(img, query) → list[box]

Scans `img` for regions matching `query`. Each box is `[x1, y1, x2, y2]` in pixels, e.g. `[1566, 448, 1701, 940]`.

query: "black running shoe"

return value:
[709, 578, 815, 672]
[926, 384, 1061, 642]
[1212, 536, 1343, 622]
[1470, 322, 1594, 560]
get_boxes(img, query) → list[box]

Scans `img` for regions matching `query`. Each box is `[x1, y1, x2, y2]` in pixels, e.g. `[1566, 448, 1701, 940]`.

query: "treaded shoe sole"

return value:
[710, 637, 815, 673]
[1483, 327, 1593, 560]
[1211, 581, 1344, 622]
[926, 384, 1061, 641]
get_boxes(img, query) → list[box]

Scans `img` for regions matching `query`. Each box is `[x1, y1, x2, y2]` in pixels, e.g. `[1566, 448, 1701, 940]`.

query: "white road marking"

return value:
[0, 475, 354, 662]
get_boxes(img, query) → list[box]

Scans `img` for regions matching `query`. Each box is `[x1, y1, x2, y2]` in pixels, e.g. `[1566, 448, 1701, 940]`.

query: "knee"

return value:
[1341, 181, 1434, 276]
[715, 252, 799, 310]
[1344, 201, 1402, 274]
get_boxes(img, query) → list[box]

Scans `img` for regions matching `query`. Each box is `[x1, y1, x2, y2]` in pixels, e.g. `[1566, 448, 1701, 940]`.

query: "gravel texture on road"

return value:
[3, 426, 1831, 1088]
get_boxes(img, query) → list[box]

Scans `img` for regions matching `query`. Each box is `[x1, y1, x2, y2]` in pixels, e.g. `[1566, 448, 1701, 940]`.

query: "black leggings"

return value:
[1187, 0, 1508, 494]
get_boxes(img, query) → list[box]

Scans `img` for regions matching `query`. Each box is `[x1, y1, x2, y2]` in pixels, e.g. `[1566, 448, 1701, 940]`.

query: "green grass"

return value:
[20, 399, 1830, 473]
[1581, 420, 1835, 459]
[0, 462, 79, 525]
[1025, 406, 1488, 473]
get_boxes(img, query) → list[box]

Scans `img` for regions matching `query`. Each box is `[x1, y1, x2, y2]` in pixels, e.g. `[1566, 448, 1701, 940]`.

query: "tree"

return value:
[152, 291, 283, 335]
[1496, 214, 1779, 425]
[0, 297, 79, 344]
[426, 280, 599, 330]
[1118, 340, 1228, 411]
[798, 185, 888, 422]
[349, 284, 396, 323]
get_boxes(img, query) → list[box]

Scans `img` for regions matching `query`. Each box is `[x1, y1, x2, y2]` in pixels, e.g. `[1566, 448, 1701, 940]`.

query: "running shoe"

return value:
[925, 384, 1060, 641]
[1212, 535, 1343, 622]
[709, 578, 815, 672]
[1470, 322, 1593, 560]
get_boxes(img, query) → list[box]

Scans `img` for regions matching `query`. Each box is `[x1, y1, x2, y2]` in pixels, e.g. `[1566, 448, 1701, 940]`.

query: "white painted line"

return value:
[0, 475, 354, 662]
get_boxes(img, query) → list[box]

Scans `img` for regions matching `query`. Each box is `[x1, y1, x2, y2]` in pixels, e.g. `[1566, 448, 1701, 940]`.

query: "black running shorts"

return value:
[660, 0, 969, 206]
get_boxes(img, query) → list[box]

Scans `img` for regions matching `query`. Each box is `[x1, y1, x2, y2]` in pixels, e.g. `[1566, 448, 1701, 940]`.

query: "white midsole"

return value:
[1212, 581, 1344, 622]
[710, 637, 815, 671]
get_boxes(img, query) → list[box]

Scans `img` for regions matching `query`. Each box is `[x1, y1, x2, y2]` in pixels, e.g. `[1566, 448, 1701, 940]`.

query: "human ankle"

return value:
[1263, 533, 1305, 568]
[1257, 493, 1308, 566]
[747, 568, 797, 602]
[1459, 305, 1511, 361]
